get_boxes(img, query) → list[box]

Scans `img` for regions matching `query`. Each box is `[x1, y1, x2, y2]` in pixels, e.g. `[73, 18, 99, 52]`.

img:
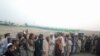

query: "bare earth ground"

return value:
[0, 25, 100, 37]
[0, 25, 56, 37]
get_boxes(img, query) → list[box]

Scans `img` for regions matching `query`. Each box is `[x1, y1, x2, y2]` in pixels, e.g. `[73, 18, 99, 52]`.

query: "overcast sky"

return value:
[0, 0, 100, 31]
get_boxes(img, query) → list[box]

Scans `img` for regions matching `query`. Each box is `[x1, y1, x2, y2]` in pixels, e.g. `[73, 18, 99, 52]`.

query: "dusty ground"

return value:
[0, 25, 100, 37]
[0, 25, 61, 39]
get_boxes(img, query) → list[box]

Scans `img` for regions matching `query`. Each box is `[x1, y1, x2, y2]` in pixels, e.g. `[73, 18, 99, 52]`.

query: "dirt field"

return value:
[0, 25, 55, 36]
[0, 25, 100, 37]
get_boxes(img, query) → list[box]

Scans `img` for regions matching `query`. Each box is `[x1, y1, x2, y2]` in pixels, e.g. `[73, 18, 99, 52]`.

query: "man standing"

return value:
[49, 34, 55, 56]
[35, 34, 43, 56]
[27, 33, 35, 56]
[57, 33, 66, 56]
[77, 38, 82, 53]
[67, 35, 73, 56]
[42, 37, 49, 56]
[96, 37, 100, 56]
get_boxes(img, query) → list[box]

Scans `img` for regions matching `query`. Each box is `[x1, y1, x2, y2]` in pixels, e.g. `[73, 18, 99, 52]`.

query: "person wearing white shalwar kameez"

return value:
[67, 37, 73, 56]
[77, 39, 82, 53]
[42, 37, 49, 56]
[27, 33, 35, 56]
[49, 35, 55, 56]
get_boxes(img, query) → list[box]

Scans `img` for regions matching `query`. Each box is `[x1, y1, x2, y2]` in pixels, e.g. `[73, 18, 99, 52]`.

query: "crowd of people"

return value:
[0, 30, 100, 56]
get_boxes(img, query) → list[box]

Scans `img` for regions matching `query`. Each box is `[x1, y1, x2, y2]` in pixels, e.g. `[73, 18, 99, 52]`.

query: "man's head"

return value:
[29, 33, 35, 40]
[46, 36, 49, 42]
[7, 45, 15, 52]
[12, 39, 19, 45]
[16, 32, 23, 40]
[50, 34, 53, 39]
[4, 33, 10, 38]
[38, 34, 43, 39]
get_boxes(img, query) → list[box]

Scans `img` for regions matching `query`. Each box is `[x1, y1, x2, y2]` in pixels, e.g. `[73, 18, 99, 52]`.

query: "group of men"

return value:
[0, 30, 100, 56]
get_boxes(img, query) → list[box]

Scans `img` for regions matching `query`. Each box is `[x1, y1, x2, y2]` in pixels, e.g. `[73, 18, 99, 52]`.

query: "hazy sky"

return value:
[0, 0, 100, 31]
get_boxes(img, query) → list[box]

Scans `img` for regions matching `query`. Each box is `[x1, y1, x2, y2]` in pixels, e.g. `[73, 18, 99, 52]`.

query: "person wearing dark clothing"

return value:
[3, 45, 15, 56]
[34, 34, 43, 56]
[12, 39, 20, 56]
[96, 38, 100, 56]
[55, 38, 62, 56]
[85, 38, 91, 52]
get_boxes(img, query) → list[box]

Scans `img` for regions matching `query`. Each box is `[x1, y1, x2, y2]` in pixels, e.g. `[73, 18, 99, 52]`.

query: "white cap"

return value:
[7, 43, 12, 48]
[74, 33, 78, 35]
